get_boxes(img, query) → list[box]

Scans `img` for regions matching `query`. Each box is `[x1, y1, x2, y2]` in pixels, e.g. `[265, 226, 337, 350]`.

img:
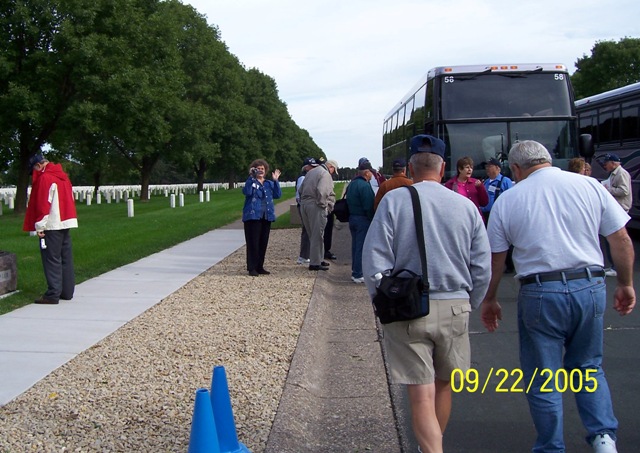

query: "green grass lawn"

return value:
[0, 186, 298, 315]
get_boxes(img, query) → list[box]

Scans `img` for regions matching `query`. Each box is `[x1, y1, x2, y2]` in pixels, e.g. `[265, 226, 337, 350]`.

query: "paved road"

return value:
[393, 229, 640, 452]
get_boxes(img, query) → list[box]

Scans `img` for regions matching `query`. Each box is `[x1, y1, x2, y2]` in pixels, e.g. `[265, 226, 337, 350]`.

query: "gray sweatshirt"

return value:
[362, 181, 491, 309]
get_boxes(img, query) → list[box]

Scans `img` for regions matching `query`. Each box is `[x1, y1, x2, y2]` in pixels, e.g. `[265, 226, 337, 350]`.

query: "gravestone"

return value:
[0, 251, 18, 296]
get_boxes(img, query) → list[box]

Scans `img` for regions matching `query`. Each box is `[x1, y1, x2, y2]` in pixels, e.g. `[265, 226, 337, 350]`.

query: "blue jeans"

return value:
[518, 273, 617, 452]
[349, 215, 370, 278]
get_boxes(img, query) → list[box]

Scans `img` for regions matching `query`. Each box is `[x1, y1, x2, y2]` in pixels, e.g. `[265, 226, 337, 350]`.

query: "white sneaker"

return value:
[351, 276, 365, 283]
[592, 433, 617, 452]
[296, 257, 310, 265]
[604, 268, 617, 277]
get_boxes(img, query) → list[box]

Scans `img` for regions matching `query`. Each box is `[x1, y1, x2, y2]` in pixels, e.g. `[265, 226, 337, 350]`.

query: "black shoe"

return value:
[248, 270, 259, 277]
[309, 264, 329, 271]
[258, 269, 270, 275]
[34, 297, 59, 305]
[324, 251, 337, 260]
[320, 261, 331, 267]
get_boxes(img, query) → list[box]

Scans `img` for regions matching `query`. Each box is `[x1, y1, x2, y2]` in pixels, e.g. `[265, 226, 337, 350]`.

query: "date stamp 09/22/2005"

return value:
[450, 368, 599, 394]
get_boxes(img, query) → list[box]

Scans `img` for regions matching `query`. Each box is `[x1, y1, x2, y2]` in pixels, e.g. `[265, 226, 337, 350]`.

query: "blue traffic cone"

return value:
[188, 388, 221, 453]
[210, 366, 251, 453]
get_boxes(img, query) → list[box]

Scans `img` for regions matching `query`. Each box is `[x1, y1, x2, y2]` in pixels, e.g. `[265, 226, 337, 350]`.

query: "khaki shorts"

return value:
[382, 298, 471, 385]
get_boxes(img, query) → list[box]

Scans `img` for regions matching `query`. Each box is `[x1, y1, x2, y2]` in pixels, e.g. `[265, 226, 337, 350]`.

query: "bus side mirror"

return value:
[579, 134, 595, 159]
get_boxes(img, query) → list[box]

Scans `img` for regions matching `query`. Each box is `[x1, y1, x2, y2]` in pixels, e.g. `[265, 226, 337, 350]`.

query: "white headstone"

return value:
[170, 194, 176, 208]
[127, 199, 134, 218]
[179, 193, 184, 207]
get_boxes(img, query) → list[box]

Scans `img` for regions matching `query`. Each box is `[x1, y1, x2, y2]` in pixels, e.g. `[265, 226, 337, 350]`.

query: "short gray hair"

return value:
[409, 151, 443, 172]
[508, 140, 552, 170]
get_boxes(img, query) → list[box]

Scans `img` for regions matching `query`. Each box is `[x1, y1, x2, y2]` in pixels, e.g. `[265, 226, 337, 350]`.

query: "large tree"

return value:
[0, 0, 98, 213]
[572, 37, 640, 99]
[162, 1, 241, 192]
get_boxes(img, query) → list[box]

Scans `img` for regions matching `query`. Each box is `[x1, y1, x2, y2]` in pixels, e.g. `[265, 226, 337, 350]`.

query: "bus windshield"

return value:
[443, 120, 576, 179]
[441, 73, 572, 119]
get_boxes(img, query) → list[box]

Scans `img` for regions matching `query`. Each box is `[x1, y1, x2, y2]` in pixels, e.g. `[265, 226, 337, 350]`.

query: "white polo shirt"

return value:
[487, 166, 630, 277]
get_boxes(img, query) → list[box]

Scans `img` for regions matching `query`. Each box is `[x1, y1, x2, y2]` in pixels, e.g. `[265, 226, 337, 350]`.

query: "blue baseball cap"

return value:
[28, 153, 45, 171]
[601, 153, 620, 162]
[392, 157, 407, 169]
[410, 135, 445, 158]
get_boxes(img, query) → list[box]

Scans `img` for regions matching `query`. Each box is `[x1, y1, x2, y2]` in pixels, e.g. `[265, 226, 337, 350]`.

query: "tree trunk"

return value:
[14, 142, 36, 215]
[139, 154, 159, 202]
[227, 171, 236, 189]
[196, 157, 207, 192]
[93, 170, 101, 199]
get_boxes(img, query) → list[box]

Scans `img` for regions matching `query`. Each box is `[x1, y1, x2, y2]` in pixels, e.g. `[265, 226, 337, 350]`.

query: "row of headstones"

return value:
[1, 181, 296, 216]
[0, 183, 229, 215]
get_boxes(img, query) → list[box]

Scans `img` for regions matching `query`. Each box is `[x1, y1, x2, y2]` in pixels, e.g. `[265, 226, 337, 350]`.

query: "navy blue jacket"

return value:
[242, 177, 282, 222]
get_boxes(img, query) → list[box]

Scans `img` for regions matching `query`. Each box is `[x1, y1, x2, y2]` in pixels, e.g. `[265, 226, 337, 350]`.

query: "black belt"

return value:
[519, 268, 605, 285]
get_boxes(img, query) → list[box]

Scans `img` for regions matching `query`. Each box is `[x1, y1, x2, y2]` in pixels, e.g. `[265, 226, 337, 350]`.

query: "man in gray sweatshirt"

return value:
[363, 135, 491, 453]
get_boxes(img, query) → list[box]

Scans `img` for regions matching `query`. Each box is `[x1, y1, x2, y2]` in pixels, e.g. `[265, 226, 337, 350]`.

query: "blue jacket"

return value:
[242, 177, 282, 222]
[481, 173, 513, 214]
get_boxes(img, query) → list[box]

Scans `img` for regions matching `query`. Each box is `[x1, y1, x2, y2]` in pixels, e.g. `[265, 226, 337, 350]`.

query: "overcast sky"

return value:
[186, 0, 637, 169]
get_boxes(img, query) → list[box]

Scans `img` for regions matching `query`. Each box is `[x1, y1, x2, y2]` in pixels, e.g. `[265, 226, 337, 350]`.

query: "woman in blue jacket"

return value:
[242, 159, 282, 276]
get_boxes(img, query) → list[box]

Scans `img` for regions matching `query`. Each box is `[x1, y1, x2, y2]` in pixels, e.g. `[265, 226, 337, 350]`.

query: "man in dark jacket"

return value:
[346, 160, 375, 283]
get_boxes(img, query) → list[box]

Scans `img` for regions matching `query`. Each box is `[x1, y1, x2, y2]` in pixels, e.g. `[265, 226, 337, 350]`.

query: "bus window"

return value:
[412, 84, 426, 129]
[598, 108, 618, 143]
[622, 104, 640, 141]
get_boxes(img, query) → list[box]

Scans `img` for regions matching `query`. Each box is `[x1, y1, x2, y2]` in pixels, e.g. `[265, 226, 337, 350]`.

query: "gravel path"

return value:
[0, 229, 314, 452]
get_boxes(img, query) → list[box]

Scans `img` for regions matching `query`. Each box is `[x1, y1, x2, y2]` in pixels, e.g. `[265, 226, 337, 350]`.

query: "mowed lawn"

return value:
[0, 187, 297, 315]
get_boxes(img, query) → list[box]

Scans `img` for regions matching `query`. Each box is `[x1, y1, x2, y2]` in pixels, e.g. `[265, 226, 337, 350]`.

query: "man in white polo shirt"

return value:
[481, 140, 635, 453]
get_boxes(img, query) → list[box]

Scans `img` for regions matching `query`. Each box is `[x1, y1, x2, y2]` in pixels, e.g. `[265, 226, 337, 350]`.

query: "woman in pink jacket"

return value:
[444, 156, 489, 214]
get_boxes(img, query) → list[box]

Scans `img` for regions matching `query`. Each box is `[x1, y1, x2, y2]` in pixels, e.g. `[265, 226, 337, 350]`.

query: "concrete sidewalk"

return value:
[0, 228, 247, 406]
[265, 218, 400, 452]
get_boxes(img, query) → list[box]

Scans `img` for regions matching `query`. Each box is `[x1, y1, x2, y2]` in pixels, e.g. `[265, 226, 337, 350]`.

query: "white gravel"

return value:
[0, 229, 315, 452]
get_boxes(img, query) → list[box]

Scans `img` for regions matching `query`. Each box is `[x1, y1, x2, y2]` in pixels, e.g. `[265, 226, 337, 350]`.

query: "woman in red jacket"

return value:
[444, 156, 489, 214]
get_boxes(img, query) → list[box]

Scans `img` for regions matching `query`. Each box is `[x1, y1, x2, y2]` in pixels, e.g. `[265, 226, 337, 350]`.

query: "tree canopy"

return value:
[1, 0, 323, 212]
[571, 37, 640, 99]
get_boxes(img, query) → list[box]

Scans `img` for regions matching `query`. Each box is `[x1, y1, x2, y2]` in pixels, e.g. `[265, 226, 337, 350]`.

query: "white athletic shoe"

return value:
[351, 276, 365, 283]
[296, 257, 310, 265]
[592, 433, 617, 452]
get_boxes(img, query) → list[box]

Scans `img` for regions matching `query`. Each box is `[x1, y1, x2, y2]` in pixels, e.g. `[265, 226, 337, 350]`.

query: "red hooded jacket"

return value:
[23, 163, 78, 232]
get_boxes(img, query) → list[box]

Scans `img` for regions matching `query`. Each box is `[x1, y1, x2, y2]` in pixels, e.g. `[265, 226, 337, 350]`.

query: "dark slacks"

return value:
[324, 211, 334, 252]
[244, 219, 271, 272]
[40, 229, 75, 301]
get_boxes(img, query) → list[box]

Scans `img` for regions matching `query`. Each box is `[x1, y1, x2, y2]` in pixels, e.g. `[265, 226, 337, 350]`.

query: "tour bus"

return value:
[382, 63, 589, 180]
[575, 82, 640, 226]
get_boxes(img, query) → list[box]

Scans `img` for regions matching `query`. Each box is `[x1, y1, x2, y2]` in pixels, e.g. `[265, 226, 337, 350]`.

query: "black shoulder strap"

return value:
[407, 186, 430, 294]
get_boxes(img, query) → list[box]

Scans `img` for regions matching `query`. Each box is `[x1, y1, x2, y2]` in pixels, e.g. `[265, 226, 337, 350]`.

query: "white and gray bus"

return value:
[383, 63, 589, 179]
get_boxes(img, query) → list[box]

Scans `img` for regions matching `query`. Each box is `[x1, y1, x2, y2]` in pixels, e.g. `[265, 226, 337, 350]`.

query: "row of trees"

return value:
[1, 0, 323, 214]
